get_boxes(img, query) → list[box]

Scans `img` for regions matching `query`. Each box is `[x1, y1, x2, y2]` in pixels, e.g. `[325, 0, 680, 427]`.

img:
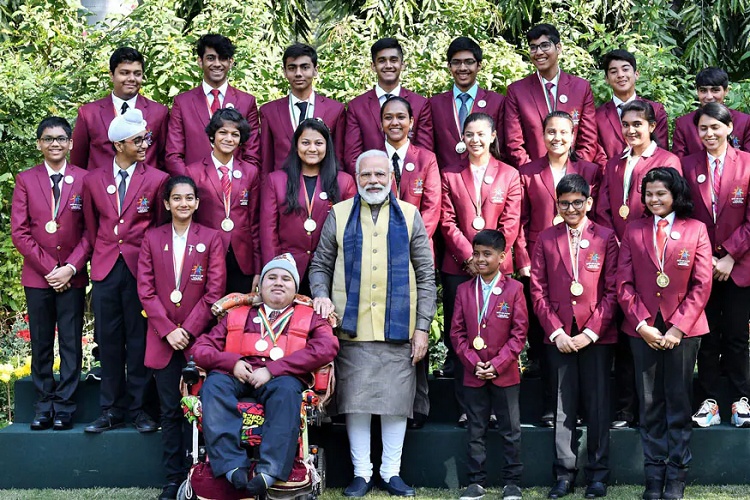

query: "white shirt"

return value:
[550, 165, 567, 188]
[375, 84, 401, 107]
[263, 304, 291, 318]
[211, 152, 234, 178]
[469, 162, 489, 200]
[621, 140, 657, 203]
[538, 71, 560, 113]
[111, 93, 137, 115]
[612, 93, 637, 117]
[203, 81, 229, 109]
[385, 141, 410, 176]
[172, 224, 190, 288]
[45, 161, 67, 188]
[113, 160, 137, 193]
[289, 91, 316, 126]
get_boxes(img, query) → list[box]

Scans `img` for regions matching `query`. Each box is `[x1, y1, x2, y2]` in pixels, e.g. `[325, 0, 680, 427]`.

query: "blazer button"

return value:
[175, 303, 181, 307]
[656, 292, 661, 297]
[571, 300, 577, 306]
[118, 239, 123, 244]
[306, 251, 311, 255]
[119, 219, 124, 224]
[261, 358, 266, 362]
[56, 245, 62, 250]
[373, 249, 377, 253]
[371, 302, 376, 307]
[372, 284, 377, 289]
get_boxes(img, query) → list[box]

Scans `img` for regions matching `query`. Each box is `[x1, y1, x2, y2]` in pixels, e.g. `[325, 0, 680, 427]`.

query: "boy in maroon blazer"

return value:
[165, 34, 261, 176]
[504, 24, 599, 168]
[672, 67, 750, 157]
[344, 37, 433, 174]
[11, 117, 90, 431]
[259, 43, 346, 176]
[451, 230, 527, 500]
[530, 174, 619, 499]
[82, 108, 169, 434]
[429, 37, 506, 172]
[71, 47, 168, 171]
[596, 50, 669, 160]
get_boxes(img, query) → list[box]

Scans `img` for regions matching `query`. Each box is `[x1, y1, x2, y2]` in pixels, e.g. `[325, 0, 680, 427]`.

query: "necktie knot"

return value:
[295, 101, 309, 120]
[458, 92, 470, 104]
[119, 170, 129, 182]
[51, 173, 63, 204]
[211, 89, 220, 99]
[570, 228, 580, 239]
[120, 102, 129, 114]
[269, 310, 280, 322]
[657, 219, 668, 230]
[545, 82, 555, 92]
[210, 89, 221, 114]
[384, 93, 393, 102]
[51, 173, 63, 185]
[218, 165, 229, 178]
[117, 170, 128, 208]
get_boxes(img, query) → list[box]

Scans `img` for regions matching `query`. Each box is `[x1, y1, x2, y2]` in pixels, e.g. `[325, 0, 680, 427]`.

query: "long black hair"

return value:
[641, 167, 693, 218]
[462, 112, 502, 161]
[162, 175, 198, 225]
[282, 118, 341, 214]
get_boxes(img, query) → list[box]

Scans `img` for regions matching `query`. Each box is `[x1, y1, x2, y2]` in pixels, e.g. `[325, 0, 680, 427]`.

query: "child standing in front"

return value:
[451, 230, 527, 500]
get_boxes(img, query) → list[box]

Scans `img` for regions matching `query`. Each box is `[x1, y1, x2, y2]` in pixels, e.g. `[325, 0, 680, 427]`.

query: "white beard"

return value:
[358, 181, 390, 205]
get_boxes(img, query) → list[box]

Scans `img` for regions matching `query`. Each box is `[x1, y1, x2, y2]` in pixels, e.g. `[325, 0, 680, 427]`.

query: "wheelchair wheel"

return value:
[177, 479, 193, 500]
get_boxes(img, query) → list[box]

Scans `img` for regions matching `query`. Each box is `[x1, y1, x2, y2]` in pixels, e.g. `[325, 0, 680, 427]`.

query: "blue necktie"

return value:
[458, 93, 470, 131]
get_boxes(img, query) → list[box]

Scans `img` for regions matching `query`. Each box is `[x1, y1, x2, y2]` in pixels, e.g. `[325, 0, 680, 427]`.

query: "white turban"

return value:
[108, 108, 147, 142]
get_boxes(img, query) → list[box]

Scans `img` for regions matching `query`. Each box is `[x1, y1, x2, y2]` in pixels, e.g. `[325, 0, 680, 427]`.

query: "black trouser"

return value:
[154, 350, 188, 483]
[464, 383, 522, 486]
[92, 257, 150, 416]
[442, 272, 472, 414]
[25, 286, 85, 414]
[697, 277, 750, 403]
[613, 319, 638, 423]
[520, 276, 555, 417]
[226, 245, 254, 294]
[547, 342, 612, 483]
[630, 315, 700, 483]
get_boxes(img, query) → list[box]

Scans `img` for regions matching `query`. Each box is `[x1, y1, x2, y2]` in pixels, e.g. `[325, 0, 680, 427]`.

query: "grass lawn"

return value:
[0, 485, 748, 499]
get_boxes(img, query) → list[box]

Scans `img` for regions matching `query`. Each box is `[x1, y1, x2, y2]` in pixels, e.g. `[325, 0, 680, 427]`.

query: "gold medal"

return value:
[170, 290, 183, 304]
[656, 272, 670, 288]
[269, 346, 285, 360]
[472, 336, 486, 350]
[618, 205, 630, 219]
[553, 214, 564, 225]
[472, 216, 486, 230]
[45, 220, 58, 234]
[221, 218, 234, 232]
[303, 218, 317, 232]
[570, 281, 584, 296]
[254, 339, 269, 352]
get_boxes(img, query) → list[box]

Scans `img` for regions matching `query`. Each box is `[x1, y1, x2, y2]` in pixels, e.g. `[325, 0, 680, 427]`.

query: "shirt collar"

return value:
[202, 80, 229, 97]
[44, 161, 67, 178]
[470, 161, 489, 173]
[172, 223, 190, 241]
[566, 216, 588, 233]
[113, 159, 137, 179]
[613, 93, 637, 108]
[621, 139, 658, 159]
[290, 90, 315, 106]
[211, 152, 234, 171]
[707, 150, 727, 168]
[375, 84, 401, 100]
[538, 70, 560, 87]
[654, 212, 676, 227]
[262, 304, 291, 316]
[111, 93, 138, 113]
[453, 83, 479, 100]
[385, 140, 410, 162]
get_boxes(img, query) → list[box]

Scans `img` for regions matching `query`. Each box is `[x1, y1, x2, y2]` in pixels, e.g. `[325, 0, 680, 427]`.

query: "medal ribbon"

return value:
[258, 307, 295, 346]
[566, 220, 586, 285]
[304, 175, 317, 221]
[452, 95, 476, 138]
[622, 154, 639, 206]
[653, 219, 669, 274]
[218, 166, 232, 221]
[470, 165, 486, 219]
[50, 189, 61, 222]
[172, 225, 188, 289]
[475, 273, 501, 338]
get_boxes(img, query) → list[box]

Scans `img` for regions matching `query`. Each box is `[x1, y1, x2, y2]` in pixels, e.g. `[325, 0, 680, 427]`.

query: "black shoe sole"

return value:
[84, 421, 125, 433]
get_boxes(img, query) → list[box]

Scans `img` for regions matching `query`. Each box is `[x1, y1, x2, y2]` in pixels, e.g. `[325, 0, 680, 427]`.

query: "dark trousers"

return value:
[201, 372, 304, 480]
[226, 245, 254, 294]
[613, 322, 638, 423]
[697, 278, 750, 402]
[547, 343, 612, 483]
[92, 257, 150, 416]
[25, 286, 85, 414]
[154, 350, 188, 483]
[520, 276, 555, 416]
[630, 321, 700, 483]
[443, 272, 472, 414]
[464, 383, 522, 486]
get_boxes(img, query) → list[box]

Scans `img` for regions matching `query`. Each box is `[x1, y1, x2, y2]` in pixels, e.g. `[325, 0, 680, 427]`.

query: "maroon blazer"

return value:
[429, 88, 506, 172]
[70, 95, 168, 171]
[11, 164, 90, 288]
[189, 157, 261, 275]
[138, 223, 226, 370]
[450, 274, 528, 388]
[530, 221, 619, 344]
[596, 147, 681, 240]
[260, 170, 356, 277]
[595, 98, 669, 161]
[672, 108, 750, 158]
[82, 163, 168, 280]
[165, 85, 261, 176]
[617, 216, 712, 337]
[390, 143, 442, 239]
[440, 158, 522, 276]
[504, 71, 599, 168]
[344, 87, 434, 174]
[514, 157, 601, 269]
[192, 305, 339, 381]
[682, 148, 750, 287]
[259, 94, 347, 176]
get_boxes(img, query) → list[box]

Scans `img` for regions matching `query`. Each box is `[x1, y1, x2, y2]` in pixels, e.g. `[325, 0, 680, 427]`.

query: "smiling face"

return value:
[283, 55, 317, 96]
[557, 191, 592, 227]
[115, 130, 150, 164]
[449, 50, 481, 91]
[605, 59, 639, 99]
[357, 156, 391, 205]
[371, 48, 403, 89]
[472, 244, 505, 280]
[297, 127, 327, 169]
[260, 269, 296, 309]
[110, 61, 143, 100]
[198, 47, 232, 88]
[621, 110, 655, 152]
[381, 99, 413, 145]
[644, 180, 674, 217]
[164, 182, 199, 223]
[463, 118, 496, 161]
[698, 114, 733, 156]
[543, 116, 573, 157]
[212, 121, 241, 156]
[529, 35, 560, 76]
[37, 126, 73, 165]
[697, 85, 728, 107]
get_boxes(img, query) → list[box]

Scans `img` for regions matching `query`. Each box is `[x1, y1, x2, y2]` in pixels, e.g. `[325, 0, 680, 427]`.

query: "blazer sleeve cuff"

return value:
[582, 328, 599, 343]
[549, 328, 565, 342]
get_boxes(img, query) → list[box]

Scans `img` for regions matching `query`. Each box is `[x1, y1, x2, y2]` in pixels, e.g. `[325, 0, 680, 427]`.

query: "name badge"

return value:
[69, 193, 83, 211]
[491, 188, 504, 204]
[136, 196, 150, 214]
[496, 301, 511, 319]
[585, 252, 601, 271]
[412, 178, 424, 195]
[240, 189, 249, 206]
[190, 263, 205, 282]
[676, 248, 690, 267]
[731, 187, 745, 205]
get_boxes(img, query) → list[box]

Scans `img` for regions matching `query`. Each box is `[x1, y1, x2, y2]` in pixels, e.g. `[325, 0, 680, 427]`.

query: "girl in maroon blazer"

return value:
[260, 118, 355, 295]
[138, 175, 226, 498]
[617, 167, 712, 500]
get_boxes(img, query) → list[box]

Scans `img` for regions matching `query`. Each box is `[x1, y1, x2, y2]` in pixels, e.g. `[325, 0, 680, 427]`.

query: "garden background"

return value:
[0, 0, 749, 422]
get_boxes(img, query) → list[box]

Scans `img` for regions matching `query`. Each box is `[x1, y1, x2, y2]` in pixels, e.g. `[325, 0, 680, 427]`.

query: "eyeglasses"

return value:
[40, 136, 70, 144]
[124, 132, 153, 147]
[529, 41, 555, 53]
[449, 58, 478, 68]
[557, 199, 587, 210]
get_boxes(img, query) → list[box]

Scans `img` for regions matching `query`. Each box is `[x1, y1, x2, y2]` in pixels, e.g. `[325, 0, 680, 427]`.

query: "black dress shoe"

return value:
[158, 482, 180, 500]
[585, 481, 607, 498]
[407, 413, 427, 429]
[343, 476, 374, 497]
[133, 411, 159, 433]
[53, 412, 73, 430]
[30, 412, 53, 430]
[642, 480, 664, 500]
[230, 468, 249, 490]
[432, 368, 454, 378]
[383, 476, 415, 497]
[540, 412, 555, 428]
[663, 479, 685, 499]
[84, 411, 125, 433]
[548, 479, 574, 498]
[246, 474, 269, 495]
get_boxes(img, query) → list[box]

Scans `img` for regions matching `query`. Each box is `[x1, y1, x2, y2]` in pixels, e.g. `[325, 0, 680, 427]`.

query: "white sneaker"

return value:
[731, 397, 750, 427]
[692, 399, 721, 427]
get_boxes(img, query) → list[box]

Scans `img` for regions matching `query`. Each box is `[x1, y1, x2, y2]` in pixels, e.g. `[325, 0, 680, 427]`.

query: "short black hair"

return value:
[36, 116, 72, 140]
[380, 96, 413, 120]
[205, 108, 251, 145]
[641, 167, 694, 218]
[370, 38, 403, 63]
[283, 43, 318, 67]
[197, 34, 235, 59]
[601, 49, 637, 73]
[693, 102, 733, 127]
[109, 47, 144, 73]
[447, 37, 482, 63]
[527, 24, 560, 44]
[695, 67, 729, 89]
[163, 175, 199, 202]
[556, 173, 590, 198]
[473, 229, 506, 251]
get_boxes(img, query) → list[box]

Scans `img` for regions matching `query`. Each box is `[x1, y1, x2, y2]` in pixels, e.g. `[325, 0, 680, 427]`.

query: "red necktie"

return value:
[210, 89, 221, 115]
[712, 158, 721, 202]
[545, 82, 556, 111]
[269, 310, 280, 322]
[656, 219, 669, 262]
[218, 165, 231, 202]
